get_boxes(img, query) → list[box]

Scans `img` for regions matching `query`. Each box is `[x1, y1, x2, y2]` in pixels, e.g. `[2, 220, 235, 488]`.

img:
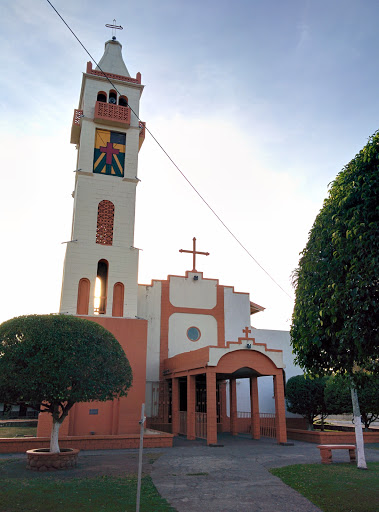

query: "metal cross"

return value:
[105, 19, 123, 40]
[179, 237, 209, 272]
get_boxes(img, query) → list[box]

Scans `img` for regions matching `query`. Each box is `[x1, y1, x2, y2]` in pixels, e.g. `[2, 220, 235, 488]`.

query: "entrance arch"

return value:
[165, 343, 287, 446]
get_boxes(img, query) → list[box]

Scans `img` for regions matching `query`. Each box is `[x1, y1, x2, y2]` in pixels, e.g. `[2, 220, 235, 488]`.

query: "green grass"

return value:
[270, 462, 379, 512]
[0, 475, 176, 512]
[0, 426, 37, 438]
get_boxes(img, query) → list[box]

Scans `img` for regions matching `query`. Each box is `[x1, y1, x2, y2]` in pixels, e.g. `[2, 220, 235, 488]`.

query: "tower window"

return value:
[112, 282, 124, 317]
[118, 95, 128, 107]
[96, 200, 115, 245]
[109, 90, 117, 104]
[77, 278, 90, 315]
[94, 259, 108, 315]
[97, 91, 107, 102]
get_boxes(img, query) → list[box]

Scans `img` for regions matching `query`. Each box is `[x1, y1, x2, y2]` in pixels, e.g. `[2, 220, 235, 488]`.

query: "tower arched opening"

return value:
[94, 259, 109, 315]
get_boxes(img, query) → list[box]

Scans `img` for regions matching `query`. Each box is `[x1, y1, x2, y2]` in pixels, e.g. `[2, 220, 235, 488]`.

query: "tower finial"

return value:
[105, 19, 123, 40]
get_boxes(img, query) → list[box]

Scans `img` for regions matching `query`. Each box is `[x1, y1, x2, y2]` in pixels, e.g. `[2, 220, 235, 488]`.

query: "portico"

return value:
[163, 329, 287, 445]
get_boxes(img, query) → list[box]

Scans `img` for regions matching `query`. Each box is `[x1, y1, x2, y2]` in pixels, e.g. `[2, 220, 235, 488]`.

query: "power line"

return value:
[45, 0, 293, 300]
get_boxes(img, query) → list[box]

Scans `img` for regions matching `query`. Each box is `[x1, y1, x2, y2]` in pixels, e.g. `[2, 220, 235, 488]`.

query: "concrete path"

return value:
[151, 434, 379, 512]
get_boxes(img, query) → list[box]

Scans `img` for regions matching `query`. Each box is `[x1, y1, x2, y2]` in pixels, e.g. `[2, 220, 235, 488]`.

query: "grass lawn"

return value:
[0, 426, 37, 438]
[0, 475, 176, 512]
[270, 462, 379, 512]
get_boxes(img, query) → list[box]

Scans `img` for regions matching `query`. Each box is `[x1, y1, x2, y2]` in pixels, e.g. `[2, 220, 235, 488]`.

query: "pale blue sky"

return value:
[1, 0, 378, 330]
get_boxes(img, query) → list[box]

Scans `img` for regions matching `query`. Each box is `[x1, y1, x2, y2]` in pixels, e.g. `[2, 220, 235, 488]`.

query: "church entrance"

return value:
[161, 346, 287, 446]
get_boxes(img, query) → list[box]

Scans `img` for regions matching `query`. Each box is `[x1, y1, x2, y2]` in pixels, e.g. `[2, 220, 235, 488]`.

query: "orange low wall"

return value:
[287, 428, 379, 444]
[0, 431, 173, 454]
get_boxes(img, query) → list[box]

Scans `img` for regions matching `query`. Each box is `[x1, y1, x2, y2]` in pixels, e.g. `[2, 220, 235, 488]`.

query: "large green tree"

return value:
[286, 375, 328, 430]
[291, 130, 379, 468]
[0, 315, 133, 453]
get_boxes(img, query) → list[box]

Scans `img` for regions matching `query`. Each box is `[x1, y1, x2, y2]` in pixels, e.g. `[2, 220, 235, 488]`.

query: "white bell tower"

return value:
[60, 38, 145, 318]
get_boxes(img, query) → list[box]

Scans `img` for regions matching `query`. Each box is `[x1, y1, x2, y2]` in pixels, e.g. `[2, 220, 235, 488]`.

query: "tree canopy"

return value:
[285, 374, 328, 428]
[0, 314, 133, 447]
[325, 374, 379, 429]
[291, 130, 379, 379]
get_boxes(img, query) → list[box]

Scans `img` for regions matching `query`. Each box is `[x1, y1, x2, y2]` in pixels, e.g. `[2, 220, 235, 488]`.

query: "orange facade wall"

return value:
[37, 316, 148, 438]
[0, 432, 173, 454]
[287, 428, 379, 444]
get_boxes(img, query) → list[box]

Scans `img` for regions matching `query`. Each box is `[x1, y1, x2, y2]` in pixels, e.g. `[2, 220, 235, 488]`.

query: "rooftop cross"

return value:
[179, 237, 209, 272]
[242, 327, 252, 339]
[105, 19, 123, 40]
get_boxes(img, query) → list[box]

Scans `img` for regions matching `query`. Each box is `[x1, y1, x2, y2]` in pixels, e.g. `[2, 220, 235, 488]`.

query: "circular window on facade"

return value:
[187, 326, 201, 342]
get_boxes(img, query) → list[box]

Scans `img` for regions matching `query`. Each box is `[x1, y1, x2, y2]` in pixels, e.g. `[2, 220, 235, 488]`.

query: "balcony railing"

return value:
[70, 109, 83, 144]
[139, 121, 146, 151]
[94, 101, 131, 128]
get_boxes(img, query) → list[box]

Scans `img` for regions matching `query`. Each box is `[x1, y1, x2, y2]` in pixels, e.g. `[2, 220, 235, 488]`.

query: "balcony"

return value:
[139, 121, 146, 151]
[70, 109, 83, 144]
[94, 101, 131, 128]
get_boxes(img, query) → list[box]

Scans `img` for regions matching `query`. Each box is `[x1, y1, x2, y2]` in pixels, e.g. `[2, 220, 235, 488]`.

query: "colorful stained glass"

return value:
[93, 129, 126, 177]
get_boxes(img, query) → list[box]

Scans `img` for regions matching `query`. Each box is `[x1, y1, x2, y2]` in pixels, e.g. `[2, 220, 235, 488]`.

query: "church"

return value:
[37, 36, 300, 447]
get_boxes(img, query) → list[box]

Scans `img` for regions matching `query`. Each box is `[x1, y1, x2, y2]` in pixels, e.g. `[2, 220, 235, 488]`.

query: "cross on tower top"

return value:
[105, 19, 123, 40]
[179, 237, 209, 272]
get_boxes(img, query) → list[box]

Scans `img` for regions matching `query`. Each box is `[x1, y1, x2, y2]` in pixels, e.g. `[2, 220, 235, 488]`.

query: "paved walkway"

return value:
[151, 435, 379, 512]
[1, 435, 379, 511]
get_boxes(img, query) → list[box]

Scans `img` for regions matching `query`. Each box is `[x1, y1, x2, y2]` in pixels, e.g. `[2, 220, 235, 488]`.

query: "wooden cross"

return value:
[242, 327, 252, 338]
[105, 19, 123, 39]
[179, 237, 209, 272]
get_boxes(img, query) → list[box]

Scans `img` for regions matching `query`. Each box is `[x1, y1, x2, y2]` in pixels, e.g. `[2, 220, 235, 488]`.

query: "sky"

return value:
[0, 0, 378, 331]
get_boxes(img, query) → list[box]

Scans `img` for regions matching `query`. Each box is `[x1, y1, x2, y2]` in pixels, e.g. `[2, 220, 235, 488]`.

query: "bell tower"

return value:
[60, 38, 145, 318]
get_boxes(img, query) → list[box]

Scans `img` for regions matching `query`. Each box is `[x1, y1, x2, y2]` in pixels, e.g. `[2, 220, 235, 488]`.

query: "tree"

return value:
[291, 130, 379, 469]
[325, 374, 379, 429]
[0, 315, 132, 453]
[285, 375, 328, 430]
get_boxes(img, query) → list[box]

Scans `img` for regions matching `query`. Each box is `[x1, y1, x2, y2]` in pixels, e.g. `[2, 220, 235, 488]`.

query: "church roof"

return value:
[250, 301, 265, 315]
[96, 39, 130, 77]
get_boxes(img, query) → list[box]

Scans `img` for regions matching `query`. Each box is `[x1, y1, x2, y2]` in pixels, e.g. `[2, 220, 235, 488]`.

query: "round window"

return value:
[187, 326, 201, 342]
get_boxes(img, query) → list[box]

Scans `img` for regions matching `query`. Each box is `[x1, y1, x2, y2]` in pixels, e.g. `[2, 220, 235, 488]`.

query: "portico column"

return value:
[206, 370, 218, 445]
[274, 370, 287, 444]
[187, 374, 196, 440]
[229, 378, 238, 436]
[171, 377, 180, 436]
[219, 380, 227, 432]
[250, 376, 260, 439]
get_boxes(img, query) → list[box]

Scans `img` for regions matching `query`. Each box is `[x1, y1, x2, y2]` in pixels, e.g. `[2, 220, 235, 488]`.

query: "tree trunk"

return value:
[350, 386, 367, 470]
[50, 420, 61, 454]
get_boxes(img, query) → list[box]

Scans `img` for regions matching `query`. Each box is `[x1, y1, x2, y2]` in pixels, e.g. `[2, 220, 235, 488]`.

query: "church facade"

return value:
[37, 37, 299, 446]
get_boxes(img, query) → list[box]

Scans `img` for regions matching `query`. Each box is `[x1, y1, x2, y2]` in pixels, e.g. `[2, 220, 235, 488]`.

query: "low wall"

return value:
[0, 430, 173, 454]
[287, 428, 379, 444]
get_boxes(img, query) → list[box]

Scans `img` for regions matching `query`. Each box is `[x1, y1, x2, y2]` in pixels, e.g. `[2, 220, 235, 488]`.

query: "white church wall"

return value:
[168, 313, 217, 358]
[138, 282, 162, 383]
[236, 328, 303, 415]
[169, 273, 217, 309]
[224, 287, 251, 342]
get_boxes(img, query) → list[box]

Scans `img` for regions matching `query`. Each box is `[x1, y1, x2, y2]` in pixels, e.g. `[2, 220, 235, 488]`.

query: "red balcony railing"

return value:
[94, 101, 131, 128]
[139, 121, 146, 151]
[70, 109, 83, 144]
